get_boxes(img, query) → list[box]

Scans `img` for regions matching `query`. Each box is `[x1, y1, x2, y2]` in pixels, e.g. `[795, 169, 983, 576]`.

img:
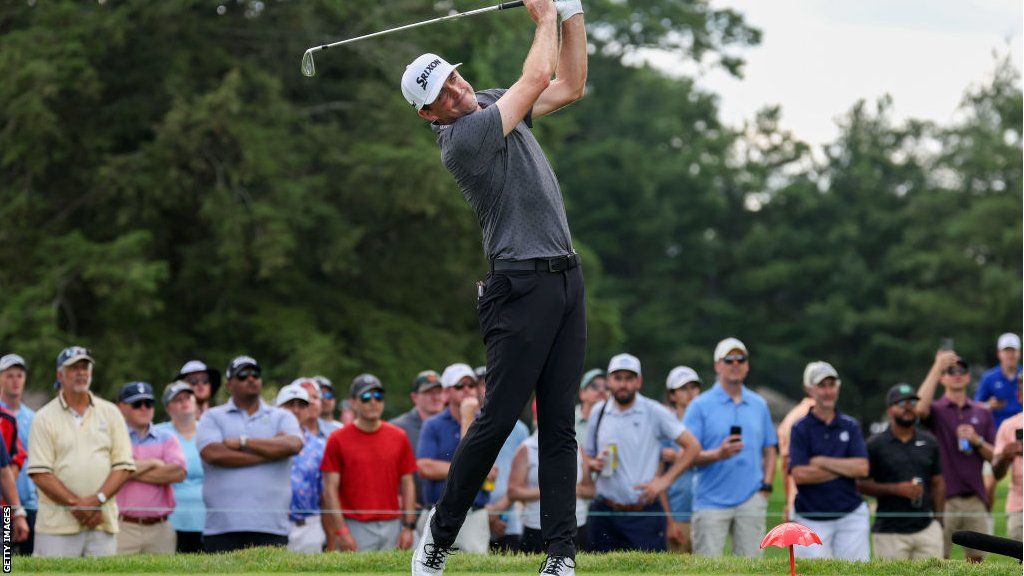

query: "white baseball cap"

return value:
[713, 337, 748, 363]
[441, 363, 476, 388]
[401, 53, 462, 110]
[666, 366, 701, 390]
[803, 361, 840, 388]
[998, 333, 1021, 351]
[0, 354, 26, 372]
[607, 353, 641, 376]
[275, 383, 310, 407]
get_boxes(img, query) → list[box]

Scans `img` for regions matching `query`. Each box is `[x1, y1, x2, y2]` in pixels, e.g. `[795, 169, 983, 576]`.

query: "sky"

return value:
[642, 0, 1023, 147]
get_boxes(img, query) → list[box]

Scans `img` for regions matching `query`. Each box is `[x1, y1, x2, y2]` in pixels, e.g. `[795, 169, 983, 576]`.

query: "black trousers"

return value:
[176, 530, 204, 553]
[202, 531, 288, 553]
[431, 266, 586, 558]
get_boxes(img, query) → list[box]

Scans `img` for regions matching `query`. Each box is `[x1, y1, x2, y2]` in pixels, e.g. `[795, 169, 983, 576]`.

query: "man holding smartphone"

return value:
[684, 338, 778, 557]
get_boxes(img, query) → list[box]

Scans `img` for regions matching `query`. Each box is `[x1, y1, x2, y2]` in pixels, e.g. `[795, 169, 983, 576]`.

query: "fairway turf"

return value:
[16, 548, 1020, 576]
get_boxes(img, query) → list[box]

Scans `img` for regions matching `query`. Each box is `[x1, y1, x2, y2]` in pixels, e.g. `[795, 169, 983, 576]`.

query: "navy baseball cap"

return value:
[56, 346, 93, 369]
[226, 356, 260, 379]
[119, 381, 155, 404]
[886, 383, 919, 406]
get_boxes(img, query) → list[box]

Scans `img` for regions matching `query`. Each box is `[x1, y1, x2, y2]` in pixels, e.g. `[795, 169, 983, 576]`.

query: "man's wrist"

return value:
[336, 524, 349, 536]
[12, 506, 26, 518]
[760, 482, 773, 494]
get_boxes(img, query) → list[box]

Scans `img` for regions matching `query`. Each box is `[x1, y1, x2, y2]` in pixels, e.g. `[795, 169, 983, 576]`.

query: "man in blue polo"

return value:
[789, 361, 869, 561]
[684, 337, 777, 557]
[196, 356, 303, 552]
[584, 354, 699, 552]
[417, 363, 492, 553]
[975, 333, 1022, 430]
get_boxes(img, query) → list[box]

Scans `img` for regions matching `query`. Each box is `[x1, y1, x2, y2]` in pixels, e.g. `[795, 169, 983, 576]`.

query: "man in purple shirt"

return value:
[914, 348, 995, 562]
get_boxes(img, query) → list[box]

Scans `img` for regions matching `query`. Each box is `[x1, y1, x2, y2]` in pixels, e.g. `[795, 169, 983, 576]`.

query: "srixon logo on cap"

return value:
[416, 58, 442, 91]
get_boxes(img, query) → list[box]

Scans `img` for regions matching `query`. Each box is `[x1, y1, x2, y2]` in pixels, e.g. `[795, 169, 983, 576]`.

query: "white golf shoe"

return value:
[411, 508, 454, 576]
[538, 555, 576, 575]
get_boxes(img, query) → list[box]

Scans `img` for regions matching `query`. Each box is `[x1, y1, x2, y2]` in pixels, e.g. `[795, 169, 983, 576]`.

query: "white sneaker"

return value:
[539, 555, 576, 575]
[412, 508, 454, 575]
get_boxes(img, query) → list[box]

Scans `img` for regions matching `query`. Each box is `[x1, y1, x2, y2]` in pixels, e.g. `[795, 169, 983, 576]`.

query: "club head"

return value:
[301, 49, 316, 77]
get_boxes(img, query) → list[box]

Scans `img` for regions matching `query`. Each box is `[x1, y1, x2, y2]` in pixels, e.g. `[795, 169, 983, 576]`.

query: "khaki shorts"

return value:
[692, 492, 767, 558]
[872, 520, 943, 560]
[943, 496, 990, 559]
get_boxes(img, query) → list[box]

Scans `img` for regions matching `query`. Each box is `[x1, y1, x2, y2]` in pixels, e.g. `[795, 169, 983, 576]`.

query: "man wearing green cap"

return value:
[575, 369, 607, 447]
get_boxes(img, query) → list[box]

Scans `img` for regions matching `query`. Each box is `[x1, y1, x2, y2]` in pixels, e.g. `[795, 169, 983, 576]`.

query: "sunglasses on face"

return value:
[131, 400, 154, 410]
[358, 390, 384, 403]
[722, 354, 747, 365]
[236, 368, 261, 380]
[945, 366, 968, 376]
[185, 375, 210, 386]
[451, 382, 477, 391]
[321, 390, 334, 400]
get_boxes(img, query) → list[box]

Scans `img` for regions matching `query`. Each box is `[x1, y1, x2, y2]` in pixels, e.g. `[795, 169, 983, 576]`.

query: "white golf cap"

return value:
[0, 354, 26, 372]
[666, 366, 701, 390]
[401, 53, 462, 110]
[997, 333, 1021, 351]
[607, 353, 641, 376]
[713, 337, 748, 362]
[803, 361, 840, 388]
[275, 383, 310, 407]
[441, 363, 476, 388]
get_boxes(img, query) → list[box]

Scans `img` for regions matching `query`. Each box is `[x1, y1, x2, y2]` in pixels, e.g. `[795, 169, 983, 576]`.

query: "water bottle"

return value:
[911, 477, 924, 508]
[958, 437, 973, 454]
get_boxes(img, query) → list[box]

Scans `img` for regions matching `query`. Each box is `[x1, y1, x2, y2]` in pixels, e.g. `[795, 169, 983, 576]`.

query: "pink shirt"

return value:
[994, 413, 1023, 512]
[116, 425, 186, 518]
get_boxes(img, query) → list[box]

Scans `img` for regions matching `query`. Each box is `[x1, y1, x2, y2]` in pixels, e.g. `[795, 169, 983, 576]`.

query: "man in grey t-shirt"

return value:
[402, 1, 587, 574]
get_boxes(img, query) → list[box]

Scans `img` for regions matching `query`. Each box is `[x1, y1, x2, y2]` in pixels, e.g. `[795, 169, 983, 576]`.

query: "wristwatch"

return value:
[760, 482, 773, 494]
[403, 520, 417, 530]
[239, 435, 248, 451]
[96, 491, 107, 504]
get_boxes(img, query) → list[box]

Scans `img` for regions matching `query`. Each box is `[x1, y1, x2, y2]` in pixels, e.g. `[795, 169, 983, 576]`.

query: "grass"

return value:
[14, 548, 1021, 576]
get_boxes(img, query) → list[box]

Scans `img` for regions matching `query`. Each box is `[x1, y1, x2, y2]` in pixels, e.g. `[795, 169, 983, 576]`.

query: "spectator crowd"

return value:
[1, 332, 1020, 562]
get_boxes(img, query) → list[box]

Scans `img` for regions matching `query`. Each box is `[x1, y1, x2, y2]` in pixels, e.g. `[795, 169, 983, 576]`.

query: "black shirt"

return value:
[865, 427, 942, 533]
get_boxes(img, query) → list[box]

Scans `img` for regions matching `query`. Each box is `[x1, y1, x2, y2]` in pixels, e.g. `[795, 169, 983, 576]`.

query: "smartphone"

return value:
[939, 338, 955, 351]
[730, 425, 742, 442]
[1016, 428, 1022, 442]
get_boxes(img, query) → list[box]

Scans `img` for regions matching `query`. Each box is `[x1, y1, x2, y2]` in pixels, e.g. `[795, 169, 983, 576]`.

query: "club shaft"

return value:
[309, 1, 525, 53]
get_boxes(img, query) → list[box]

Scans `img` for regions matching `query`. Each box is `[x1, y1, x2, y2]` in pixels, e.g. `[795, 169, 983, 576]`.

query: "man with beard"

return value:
[788, 362, 870, 561]
[28, 347, 135, 557]
[858, 384, 943, 559]
[196, 356, 303, 552]
[584, 354, 699, 552]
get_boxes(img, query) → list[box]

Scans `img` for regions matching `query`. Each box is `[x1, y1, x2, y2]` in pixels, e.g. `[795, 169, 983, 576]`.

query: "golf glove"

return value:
[555, 0, 583, 21]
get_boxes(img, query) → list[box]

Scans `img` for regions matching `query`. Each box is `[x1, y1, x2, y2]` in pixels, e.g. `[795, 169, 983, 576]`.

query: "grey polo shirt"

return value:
[390, 408, 429, 507]
[196, 398, 303, 536]
[584, 394, 687, 505]
[432, 88, 574, 261]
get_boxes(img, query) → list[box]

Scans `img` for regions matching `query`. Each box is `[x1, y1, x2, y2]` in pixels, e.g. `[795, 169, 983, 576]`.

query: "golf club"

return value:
[302, 0, 525, 77]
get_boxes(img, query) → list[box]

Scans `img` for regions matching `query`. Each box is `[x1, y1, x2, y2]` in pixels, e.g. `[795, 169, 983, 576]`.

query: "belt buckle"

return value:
[547, 256, 567, 272]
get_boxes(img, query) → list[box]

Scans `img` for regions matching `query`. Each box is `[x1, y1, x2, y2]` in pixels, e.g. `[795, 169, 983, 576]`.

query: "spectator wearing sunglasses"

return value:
[788, 362, 869, 561]
[684, 338, 777, 558]
[313, 376, 343, 430]
[114, 382, 186, 555]
[196, 356, 303, 552]
[28, 347, 136, 558]
[417, 363, 494, 553]
[321, 374, 417, 552]
[858, 384, 943, 560]
[914, 348, 995, 561]
[175, 360, 221, 420]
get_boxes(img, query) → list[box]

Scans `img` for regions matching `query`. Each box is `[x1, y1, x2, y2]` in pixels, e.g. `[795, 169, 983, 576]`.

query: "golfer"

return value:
[403, 0, 586, 574]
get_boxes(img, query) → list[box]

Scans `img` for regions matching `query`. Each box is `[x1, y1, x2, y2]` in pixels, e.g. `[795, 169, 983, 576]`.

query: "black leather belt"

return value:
[491, 253, 580, 273]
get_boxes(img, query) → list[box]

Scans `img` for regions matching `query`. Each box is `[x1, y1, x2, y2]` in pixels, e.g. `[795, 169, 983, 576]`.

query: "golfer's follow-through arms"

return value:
[496, 0, 586, 135]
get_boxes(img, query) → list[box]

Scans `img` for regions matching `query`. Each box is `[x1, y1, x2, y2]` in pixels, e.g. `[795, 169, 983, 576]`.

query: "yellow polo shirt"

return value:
[27, 391, 135, 534]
